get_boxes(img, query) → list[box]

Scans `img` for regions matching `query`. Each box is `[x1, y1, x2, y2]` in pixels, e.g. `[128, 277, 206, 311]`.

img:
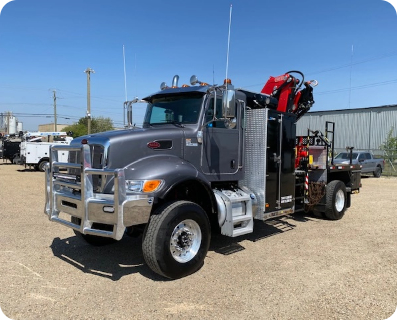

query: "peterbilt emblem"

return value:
[147, 141, 161, 149]
[146, 140, 173, 150]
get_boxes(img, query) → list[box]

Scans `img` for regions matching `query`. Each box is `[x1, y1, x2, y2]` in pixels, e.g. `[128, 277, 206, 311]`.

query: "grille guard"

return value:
[44, 144, 152, 240]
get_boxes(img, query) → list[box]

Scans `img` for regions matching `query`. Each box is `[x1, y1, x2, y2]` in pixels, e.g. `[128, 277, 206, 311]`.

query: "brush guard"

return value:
[44, 144, 153, 240]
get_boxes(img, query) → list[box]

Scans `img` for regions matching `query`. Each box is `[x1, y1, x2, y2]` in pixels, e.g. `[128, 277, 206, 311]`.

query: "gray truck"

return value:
[44, 72, 361, 279]
[334, 151, 384, 177]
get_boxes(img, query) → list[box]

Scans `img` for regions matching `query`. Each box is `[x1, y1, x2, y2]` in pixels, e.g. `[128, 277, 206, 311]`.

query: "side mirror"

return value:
[222, 87, 236, 118]
[190, 75, 199, 86]
[127, 102, 133, 127]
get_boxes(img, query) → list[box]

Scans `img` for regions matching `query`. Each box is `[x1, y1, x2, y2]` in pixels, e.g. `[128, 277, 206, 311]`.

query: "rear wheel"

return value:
[142, 200, 211, 279]
[324, 180, 347, 220]
[38, 159, 49, 172]
[373, 166, 382, 178]
[71, 216, 116, 246]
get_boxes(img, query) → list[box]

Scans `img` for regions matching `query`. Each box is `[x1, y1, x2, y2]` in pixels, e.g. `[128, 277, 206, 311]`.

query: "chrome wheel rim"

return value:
[170, 219, 202, 263]
[335, 189, 345, 212]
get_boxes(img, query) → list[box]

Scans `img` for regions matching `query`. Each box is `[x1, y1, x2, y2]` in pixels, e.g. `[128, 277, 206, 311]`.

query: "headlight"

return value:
[126, 180, 163, 193]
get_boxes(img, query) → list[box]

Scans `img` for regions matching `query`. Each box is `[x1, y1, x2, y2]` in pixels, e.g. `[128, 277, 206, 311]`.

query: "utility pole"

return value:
[53, 90, 57, 131]
[84, 67, 95, 134]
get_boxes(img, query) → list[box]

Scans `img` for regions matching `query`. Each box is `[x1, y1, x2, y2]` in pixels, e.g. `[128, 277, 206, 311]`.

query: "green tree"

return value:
[380, 127, 397, 163]
[63, 116, 114, 138]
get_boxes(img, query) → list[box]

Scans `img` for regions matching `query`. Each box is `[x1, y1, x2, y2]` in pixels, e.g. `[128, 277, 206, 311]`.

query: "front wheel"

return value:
[142, 201, 211, 279]
[324, 180, 347, 220]
[38, 159, 49, 172]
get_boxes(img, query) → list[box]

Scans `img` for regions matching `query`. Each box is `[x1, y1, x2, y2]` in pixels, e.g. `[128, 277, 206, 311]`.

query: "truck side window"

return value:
[358, 154, 366, 161]
[365, 153, 372, 160]
[206, 98, 236, 129]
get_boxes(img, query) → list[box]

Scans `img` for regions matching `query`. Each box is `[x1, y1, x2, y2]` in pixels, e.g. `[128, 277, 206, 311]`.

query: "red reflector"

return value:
[81, 139, 88, 144]
[147, 141, 160, 149]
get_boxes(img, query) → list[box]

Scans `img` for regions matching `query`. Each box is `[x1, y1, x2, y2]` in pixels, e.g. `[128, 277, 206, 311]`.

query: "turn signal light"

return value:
[143, 180, 162, 192]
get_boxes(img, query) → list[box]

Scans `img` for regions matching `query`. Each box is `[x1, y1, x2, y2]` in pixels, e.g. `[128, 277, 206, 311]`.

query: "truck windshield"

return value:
[335, 152, 358, 159]
[143, 94, 204, 127]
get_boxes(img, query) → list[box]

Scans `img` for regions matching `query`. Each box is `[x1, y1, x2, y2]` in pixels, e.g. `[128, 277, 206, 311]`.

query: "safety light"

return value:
[224, 78, 232, 85]
[103, 206, 115, 213]
[143, 180, 162, 192]
[125, 179, 163, 193]
[81, 139, 88, 144]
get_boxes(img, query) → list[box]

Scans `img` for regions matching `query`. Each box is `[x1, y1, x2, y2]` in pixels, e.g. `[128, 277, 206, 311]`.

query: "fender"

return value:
[103, 154, 214, 200]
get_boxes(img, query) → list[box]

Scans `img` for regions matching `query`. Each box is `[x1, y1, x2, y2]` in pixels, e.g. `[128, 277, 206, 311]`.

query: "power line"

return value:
[241, 49, 397, 89]
[316, 79, 397, 95]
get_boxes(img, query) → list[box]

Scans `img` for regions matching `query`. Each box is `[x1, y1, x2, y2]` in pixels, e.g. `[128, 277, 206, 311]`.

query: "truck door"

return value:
[200, 96, 241, 178]
[265, 110, 296, 211]
[359, 153, 371, 171]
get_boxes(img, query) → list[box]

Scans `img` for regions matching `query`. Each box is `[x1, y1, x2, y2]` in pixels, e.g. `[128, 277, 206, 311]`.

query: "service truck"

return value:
[20, 132, 73, 171]
[44, 71, 361, 279]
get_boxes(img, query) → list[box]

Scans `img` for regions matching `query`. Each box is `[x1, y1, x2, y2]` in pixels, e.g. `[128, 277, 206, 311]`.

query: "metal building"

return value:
[296, 105, 397, 151]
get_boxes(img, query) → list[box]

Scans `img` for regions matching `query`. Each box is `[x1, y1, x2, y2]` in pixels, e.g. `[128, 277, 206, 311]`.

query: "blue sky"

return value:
[1, 0, 397, 131]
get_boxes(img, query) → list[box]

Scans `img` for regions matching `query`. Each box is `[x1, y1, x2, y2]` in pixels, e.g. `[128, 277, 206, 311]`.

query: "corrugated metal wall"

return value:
[296, 105, 397, 150]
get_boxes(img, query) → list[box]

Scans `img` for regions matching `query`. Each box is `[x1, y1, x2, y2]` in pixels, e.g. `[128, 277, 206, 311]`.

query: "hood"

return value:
[71, 127, 185, 169]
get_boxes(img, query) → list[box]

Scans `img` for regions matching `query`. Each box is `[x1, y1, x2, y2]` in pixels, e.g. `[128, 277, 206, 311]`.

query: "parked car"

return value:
[333, 151, 384, 177]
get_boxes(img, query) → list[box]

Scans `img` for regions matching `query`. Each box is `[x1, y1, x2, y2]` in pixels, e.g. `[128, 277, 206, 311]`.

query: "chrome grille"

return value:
[67, 144, 105, 192]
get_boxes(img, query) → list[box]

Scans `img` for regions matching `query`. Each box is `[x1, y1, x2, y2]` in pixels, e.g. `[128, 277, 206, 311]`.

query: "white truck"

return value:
[20, 132, 73, 171]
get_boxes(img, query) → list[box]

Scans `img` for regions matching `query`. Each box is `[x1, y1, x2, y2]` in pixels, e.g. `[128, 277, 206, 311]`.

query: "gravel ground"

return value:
[0, 162, 396, 320]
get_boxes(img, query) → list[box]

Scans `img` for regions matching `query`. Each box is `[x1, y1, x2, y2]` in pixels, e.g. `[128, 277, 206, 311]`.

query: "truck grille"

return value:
[67, 144, 106, 192]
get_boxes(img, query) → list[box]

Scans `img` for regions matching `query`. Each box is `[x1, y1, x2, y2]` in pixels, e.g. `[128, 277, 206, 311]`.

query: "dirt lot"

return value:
[0, 162, 396, 320]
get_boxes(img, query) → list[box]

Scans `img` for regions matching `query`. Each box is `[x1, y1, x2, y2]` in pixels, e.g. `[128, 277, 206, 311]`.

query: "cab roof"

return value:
[143, 85, 209, 102]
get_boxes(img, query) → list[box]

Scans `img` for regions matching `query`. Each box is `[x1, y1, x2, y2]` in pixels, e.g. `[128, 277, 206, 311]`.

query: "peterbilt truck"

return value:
[44, 71, 361, 279]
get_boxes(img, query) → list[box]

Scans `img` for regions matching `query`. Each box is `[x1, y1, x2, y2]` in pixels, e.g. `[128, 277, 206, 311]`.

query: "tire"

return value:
[71, 216, 116, 246]
[38, 160, 49, 172]
[373, 166, 382, 178]
[142, 200, 211, 279]
[324, 180, 347, 220]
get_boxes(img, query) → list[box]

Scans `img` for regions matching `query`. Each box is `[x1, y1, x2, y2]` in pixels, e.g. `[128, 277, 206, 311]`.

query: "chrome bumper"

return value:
[44, 144, 153, 240]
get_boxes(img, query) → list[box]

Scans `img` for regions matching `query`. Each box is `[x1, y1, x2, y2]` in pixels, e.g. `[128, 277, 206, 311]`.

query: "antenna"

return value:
[123, 45, 128, 101]
[134, 53, 137, 97]
[123, 45, 128, 127]
[225, 4, 233, 85]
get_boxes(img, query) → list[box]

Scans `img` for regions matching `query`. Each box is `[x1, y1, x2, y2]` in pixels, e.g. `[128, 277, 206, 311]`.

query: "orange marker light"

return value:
[142, 180, 162, 193]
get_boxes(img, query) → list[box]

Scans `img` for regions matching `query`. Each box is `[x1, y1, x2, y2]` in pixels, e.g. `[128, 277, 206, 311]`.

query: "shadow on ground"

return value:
[50, 212, 317, 281]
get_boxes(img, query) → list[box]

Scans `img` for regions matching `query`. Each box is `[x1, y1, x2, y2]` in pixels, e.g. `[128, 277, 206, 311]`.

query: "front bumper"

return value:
[44, 144, 153, 240]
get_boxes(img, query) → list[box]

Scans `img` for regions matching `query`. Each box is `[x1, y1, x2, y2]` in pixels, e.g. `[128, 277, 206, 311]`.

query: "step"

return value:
[214, 188, 254, 238]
